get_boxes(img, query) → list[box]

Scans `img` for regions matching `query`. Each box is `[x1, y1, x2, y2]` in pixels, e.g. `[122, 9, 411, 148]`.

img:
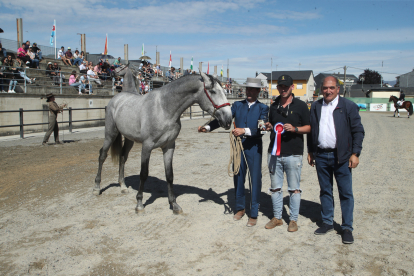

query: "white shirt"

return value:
[79, 64, 86, 70]
[87, 69, 96, 79]
[318, 95, 339, 149]
[57, 49, 64, 58]
[204, 100, 257, 135]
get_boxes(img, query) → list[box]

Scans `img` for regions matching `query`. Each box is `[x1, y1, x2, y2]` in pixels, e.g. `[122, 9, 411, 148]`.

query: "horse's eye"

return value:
[210, 90, 216, 94]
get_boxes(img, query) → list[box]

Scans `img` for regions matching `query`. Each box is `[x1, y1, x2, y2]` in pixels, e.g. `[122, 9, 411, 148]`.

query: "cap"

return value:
[67, 47, 71, 50]
[277, 75, 293, 86]
[33, 42, 37, 46]
[48, 62, 52, 65]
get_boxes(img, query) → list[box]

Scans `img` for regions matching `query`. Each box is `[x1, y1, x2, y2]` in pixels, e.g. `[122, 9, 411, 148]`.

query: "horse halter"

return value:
[203, 82, 231, 110]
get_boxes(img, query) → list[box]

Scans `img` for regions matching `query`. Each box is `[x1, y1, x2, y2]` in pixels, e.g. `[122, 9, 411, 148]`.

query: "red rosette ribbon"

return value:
[271, 123, 285, 156]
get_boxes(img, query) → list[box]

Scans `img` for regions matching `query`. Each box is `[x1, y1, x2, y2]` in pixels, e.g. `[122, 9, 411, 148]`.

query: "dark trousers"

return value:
[314, 151, 354, 231]
[43, 115, 59, 143]
[233, 139, 263, 218]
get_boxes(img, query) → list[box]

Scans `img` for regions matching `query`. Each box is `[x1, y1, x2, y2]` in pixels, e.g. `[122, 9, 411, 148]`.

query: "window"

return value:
[296, 83, 303, 89]
[272, 84, 277, 89]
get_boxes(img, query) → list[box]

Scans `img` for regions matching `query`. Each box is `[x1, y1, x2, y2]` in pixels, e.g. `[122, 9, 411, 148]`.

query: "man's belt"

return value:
[317, 147, 336, 153]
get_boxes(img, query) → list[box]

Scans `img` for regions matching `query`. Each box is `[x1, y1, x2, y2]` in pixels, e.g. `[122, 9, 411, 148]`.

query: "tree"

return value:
[358, 69, 382, 84]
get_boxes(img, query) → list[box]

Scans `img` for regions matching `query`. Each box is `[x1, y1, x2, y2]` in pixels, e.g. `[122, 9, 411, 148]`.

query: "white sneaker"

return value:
[9, 90, 16, 93]
[8, 90, 11, 93]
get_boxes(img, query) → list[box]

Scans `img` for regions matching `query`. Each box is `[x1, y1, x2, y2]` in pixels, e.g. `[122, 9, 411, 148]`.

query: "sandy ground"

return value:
[0, 112, 413, 276]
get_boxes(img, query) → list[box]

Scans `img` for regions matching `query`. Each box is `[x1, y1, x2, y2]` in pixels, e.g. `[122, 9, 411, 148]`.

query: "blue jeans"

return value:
[314, 151, 354, 231]
[31, 58, 39, 68]
[73, 58, 83, 66]
[36, 51, 42, 60]
[268, 154, 302, 222]
[9, 80, 17, 91]
[70, 82, 82, 92]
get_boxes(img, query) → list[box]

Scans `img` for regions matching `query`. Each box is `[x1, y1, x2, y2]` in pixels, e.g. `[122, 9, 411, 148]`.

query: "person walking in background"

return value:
[264, 75, 310, 232]
[307, 76, 365, 244]
[42, 93, 67, 146]
[198, 77, 269, 227]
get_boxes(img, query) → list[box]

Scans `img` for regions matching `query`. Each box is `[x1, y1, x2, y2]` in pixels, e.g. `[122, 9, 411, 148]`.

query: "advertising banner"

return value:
[369, 103, 387, 111]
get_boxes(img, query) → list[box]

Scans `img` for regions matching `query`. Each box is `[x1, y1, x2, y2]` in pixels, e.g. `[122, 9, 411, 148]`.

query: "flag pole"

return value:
[54, 20, 56, 59]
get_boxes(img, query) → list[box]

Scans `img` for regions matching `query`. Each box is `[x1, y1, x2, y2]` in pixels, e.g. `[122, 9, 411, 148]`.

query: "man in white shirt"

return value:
[307, 76, 364, 244]
[87, 67, 102, 95]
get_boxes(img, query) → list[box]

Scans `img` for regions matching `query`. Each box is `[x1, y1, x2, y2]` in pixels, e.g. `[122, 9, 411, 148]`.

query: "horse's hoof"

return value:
[135, 208, 145, 214]
[173, 209, 183, 215]
[121, 188, 129, 194]
[93, 189, 101, 196]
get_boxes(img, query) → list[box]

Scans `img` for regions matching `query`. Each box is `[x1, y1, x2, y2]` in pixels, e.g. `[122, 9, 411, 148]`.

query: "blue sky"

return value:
[1, 0, 414, 82]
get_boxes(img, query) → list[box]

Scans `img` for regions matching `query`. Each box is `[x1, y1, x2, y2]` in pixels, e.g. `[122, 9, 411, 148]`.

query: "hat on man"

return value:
[243, 77, 264, 88]
[48, 62, 52, 65]
[33, 42, 37, 46]
[67, 47, 71, 50]
[45, 93, 55, 102]
[277, 75, 293, 86]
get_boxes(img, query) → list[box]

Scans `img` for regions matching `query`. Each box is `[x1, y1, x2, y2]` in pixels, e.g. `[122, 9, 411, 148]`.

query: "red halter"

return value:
[203, 82, 231, 110]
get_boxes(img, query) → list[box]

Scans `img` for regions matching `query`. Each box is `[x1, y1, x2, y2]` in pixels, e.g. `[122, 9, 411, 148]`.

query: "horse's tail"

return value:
[111, 133, 123, 165]
[409, 102, 413, 116]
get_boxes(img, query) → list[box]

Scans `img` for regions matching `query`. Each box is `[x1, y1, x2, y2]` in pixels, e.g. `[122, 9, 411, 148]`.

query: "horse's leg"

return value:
[162, 142, 182, 215]
[118, 138, 134, 193]
[94, 131, 119, 195]
[135, 144, 152, 213]
[397, 108, 400, 117]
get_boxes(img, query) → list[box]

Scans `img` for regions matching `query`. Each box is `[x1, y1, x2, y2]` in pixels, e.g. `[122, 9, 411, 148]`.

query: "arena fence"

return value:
[0, 104, 207, 138]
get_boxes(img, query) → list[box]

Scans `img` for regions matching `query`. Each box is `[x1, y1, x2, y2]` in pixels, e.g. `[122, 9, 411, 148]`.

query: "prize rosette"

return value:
[271, 123, 284, 156]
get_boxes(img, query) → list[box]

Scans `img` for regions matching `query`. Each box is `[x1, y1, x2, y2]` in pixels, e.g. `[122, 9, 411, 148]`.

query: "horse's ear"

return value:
[200, 70, 212, 88]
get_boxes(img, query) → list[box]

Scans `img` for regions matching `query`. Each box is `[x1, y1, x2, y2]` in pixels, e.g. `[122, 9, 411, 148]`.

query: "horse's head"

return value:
[389, 95, 396, 102]
[199, 71, 232, 130]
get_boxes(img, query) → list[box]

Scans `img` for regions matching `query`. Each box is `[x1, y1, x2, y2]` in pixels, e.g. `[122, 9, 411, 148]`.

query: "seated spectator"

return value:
[52, 62, 65, 85]
[77, 74, 89, 94]
[72, 50, 84, 66]
[140, 79, 145, 94]
[64, 47, 73, 66]
[57, 46, 65, 60]
[114, 76, 123, 92]
[79, 61, 87, 74]
[17, 42, 31, 65]
[69, 70, 82, 93]
[87, 66, 102, 94]
[0, 40, 7, 58]
[4, 55, 18, 93]
[31, 42, 42, 61]
[27, 47, 39, 69]
[46, 62, 57, 83]
[113, 57, 122, 68]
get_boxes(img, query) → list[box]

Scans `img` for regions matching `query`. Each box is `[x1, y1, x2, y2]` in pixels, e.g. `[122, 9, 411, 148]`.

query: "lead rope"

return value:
[227, 123, 253, 213]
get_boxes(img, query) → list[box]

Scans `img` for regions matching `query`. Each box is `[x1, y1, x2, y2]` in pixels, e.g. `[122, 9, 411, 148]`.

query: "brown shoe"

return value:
[56, 141, 64, 145]
[265, 217, 283, 229]
[233, 209, 245, 221]
[288, 220, 298, 232]
[246, 218, 257, 227]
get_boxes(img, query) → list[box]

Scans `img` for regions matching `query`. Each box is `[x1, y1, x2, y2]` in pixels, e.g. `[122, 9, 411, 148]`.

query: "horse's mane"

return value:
[168, 73, 223, 87]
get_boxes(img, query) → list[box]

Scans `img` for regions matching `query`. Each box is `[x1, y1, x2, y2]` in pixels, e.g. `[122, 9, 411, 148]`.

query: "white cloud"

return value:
[266, 10, 321, 20]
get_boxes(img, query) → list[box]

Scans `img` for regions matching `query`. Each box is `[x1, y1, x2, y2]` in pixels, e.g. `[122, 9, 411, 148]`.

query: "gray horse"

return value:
[94, 69, 232, 214]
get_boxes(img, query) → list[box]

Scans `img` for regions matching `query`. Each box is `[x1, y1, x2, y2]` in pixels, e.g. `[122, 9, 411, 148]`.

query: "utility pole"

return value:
[343, 66, 347, 97]
[16, 18, 23, 47]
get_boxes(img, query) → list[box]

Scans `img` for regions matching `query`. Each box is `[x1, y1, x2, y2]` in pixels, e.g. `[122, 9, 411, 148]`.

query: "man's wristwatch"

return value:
[294, 127, 298, 133]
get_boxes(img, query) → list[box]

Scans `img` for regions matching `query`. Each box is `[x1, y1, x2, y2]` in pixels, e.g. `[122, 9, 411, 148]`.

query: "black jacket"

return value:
[307, 96, 365, 164]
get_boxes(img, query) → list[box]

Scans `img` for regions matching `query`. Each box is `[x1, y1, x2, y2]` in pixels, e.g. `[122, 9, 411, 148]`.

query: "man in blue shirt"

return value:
[198, 78, 269, 227]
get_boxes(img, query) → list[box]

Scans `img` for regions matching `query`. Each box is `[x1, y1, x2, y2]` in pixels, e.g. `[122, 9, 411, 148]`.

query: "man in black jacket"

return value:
[307, 76, 364, 244]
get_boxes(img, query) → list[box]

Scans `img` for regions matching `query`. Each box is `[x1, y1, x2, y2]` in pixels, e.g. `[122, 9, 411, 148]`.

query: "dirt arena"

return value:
[0, 112, 413, 275]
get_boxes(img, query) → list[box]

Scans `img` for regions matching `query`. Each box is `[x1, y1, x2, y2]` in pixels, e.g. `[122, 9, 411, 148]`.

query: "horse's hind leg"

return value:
[118, 138, 134, 193]
[163, 142, 182, 215]
[94, 132, 118, 195]
[135, 144, 153, 213]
